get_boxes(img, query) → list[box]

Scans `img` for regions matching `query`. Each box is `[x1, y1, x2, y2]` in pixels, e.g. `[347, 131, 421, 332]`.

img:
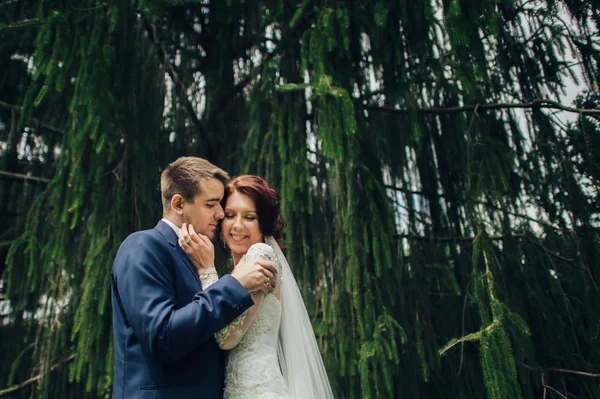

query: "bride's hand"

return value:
[178, 223, 215, 272]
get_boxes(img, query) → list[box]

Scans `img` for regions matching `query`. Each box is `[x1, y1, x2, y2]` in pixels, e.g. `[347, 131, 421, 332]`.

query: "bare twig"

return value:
[384, 184, 559, 230]
[458, 279, 473, 375]
[0, 354, 75, 397]
[523, 234, 575, 264]
[0, 170, 50, 183]
[0, 100, 64, 134]
[542, 372, 548, 399]
[0, 0, 20, 7]
[396, 231, 578, 267]
[542, 384, 569, 399]
[0, 18, 43, 33]
[366, 99, 600, 117]
[70, 4, 108, 11]
[396, 234, 525, 242]
[548, 368, 600, 378]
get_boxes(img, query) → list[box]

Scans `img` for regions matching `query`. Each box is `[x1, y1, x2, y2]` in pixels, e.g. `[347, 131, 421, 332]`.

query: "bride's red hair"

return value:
[222, 175, 286, 240]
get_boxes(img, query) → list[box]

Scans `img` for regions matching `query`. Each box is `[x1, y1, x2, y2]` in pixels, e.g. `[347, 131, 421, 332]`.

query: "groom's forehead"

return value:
[197, 177, 225, 200]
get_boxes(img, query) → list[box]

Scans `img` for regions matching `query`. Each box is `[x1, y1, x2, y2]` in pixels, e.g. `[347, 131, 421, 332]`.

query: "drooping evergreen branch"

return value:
[0, 353, 75, 397]
[214, 19, 301, 116]
[2, 1, 599, 398]
[366, 99, 600, 117]
[141, 15, 206, 136]
[0, 170, 50, 183]
[214, 48, 278, 117]
[397, 233, 577, 265]
[0, 100, 63, 134]
[439, 320, 500, 356]
[385, 184, 565, 231]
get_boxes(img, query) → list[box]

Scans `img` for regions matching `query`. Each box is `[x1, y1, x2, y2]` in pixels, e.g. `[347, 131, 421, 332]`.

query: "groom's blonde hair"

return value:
[160, 157, 230, 214]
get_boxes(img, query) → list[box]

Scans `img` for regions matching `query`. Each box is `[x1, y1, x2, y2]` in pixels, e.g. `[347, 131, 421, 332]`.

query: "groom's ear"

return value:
[171, 194, 185, 215]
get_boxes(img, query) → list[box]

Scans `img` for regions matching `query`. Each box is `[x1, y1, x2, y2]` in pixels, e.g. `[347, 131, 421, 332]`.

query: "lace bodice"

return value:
[199, 243, 289, 399]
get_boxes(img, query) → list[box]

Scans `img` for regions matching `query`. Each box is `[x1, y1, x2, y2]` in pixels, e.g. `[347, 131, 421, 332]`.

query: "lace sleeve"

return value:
[198, 267, 219, 289]
[215, 294, 264, 349]
[214, 243, 279, 350]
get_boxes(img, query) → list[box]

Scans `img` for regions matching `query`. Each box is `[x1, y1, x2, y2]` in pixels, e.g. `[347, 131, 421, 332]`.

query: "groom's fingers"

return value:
[257, 261, 277, 279]
[252, 261, 276, 284]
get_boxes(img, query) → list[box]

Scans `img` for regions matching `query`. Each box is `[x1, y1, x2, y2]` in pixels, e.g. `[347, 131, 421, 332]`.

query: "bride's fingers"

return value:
[177, 229, 186, 248]
[180, 223, 194, 246]
[188, 224, 200, 244]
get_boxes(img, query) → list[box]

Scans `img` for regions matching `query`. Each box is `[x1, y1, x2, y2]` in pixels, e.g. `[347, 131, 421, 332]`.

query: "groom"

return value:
[111, 157, 277, 399]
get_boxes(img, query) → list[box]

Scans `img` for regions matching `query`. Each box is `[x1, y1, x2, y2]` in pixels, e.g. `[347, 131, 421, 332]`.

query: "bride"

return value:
[180, 175, 334, 399]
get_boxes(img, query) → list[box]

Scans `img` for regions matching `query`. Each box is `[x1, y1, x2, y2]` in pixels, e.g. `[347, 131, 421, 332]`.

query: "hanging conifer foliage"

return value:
[1, 0, 599, 398]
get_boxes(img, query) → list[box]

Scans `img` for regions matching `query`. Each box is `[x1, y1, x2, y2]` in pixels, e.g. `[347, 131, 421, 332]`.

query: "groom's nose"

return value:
[215, 204, 224, 219]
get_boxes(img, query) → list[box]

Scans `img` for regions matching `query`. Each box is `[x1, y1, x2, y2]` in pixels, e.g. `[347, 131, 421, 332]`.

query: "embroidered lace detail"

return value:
[198, 267, 219, 288]
[216, 308, 250, 348]
[223, 243, 289, 398]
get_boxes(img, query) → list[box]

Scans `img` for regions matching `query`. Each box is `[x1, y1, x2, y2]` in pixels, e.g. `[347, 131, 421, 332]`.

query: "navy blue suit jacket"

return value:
[111, 221, 253, 399]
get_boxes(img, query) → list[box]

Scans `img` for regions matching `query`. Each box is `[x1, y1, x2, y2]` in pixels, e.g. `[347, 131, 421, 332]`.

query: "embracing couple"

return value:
[111, 157, 333, 399]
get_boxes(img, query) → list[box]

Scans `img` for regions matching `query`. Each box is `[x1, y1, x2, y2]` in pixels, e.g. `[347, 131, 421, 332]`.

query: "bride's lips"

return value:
[229, 234, 248, 244]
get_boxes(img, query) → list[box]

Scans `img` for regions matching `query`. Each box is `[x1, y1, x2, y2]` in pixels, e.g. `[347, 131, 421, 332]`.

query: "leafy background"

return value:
[1, 0, 599, 398]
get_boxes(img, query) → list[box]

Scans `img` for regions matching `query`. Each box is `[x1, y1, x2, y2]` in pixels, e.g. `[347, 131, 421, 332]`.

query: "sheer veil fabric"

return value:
[265, 236, 334, 399]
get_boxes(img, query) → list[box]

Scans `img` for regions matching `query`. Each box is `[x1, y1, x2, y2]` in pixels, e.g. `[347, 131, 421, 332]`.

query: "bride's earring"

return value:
[221, 234, 227, 248]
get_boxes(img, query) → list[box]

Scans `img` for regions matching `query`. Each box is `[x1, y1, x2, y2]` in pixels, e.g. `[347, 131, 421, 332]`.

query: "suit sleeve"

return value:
[112, 233, 253, 364]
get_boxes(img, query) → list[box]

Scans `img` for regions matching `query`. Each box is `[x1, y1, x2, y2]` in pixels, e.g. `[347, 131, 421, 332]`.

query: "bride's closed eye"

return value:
[224, 213, 257, 220]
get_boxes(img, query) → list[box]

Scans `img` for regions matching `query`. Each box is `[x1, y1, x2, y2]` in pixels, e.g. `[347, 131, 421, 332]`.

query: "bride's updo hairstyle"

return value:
[223, 175, 286, 240]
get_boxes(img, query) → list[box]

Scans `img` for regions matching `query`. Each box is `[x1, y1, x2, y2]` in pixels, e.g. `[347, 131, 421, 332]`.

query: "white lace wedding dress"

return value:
[199, 243, 290, 398]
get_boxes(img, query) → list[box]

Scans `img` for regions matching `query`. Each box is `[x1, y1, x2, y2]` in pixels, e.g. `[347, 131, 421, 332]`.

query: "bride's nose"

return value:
[233, 217, 244, 230]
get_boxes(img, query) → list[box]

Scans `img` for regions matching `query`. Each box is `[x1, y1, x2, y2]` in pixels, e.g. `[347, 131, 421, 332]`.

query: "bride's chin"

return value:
[227, 243, 249, 253]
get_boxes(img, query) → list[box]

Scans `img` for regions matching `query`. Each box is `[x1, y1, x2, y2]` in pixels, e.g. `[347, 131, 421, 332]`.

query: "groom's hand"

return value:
[178, 223, 215, 271]
[231, 255, 278, 294]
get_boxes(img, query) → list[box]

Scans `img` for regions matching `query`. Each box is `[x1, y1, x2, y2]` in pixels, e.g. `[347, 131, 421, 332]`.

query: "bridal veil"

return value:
[265, 236, 334, 399]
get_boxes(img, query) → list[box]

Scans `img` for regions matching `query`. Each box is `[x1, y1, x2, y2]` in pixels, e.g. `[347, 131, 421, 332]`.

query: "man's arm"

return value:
[113, 233, 253, 364]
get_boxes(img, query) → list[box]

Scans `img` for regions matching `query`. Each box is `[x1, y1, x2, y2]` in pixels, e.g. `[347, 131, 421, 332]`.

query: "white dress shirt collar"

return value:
[161, 218, 180, 235]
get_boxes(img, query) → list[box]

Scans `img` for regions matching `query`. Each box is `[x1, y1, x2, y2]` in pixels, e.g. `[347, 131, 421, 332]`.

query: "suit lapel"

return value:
[155, 221, 202, 290]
